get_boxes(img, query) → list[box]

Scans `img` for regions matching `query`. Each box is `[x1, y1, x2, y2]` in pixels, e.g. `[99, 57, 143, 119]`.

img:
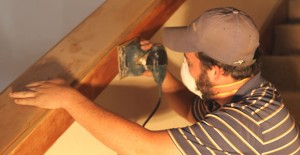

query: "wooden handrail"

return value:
[0, 0, 184, 154]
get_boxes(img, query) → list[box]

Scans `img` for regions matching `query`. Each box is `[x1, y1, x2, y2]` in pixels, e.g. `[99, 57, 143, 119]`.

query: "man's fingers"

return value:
[26, 79, 65, 87]
[140, 40, 150, 45]
[49, 78, 65, 84]
[14, 98, 36, 106]
[27, 86, 40, 92]
[142, 70, 153, 77]
[9, 91, 37, 98]
[10, 92, 39, 106]
[140, 40, 152, 51]
[26, 81, 46, 87]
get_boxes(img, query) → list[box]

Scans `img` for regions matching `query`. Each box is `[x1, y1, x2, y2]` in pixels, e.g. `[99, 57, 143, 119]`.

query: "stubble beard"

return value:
[196, 69, 215, 101]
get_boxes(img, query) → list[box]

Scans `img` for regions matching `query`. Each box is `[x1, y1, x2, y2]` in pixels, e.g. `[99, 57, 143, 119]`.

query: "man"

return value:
[9, 7, 300, 154]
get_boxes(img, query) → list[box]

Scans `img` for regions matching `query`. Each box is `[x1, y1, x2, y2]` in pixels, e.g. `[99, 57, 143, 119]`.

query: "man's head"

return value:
[163, 7, 261, 100]
[163, 7, 259, 67]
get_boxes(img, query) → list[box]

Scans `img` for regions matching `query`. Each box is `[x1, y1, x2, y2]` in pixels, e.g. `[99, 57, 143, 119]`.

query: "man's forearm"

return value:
[62, 98, 178, 154]
[162, 72, 195, 122]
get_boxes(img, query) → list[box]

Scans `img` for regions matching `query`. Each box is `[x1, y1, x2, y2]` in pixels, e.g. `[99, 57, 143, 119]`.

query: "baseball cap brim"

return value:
[162, 26, 198, 53]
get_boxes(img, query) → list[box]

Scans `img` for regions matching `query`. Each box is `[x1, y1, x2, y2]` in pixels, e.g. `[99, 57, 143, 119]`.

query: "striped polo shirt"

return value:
[168, 73, 300, 154]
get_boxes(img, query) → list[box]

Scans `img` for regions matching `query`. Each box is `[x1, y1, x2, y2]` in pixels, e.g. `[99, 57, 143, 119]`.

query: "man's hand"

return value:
[140, 39, 153, 77]
[9, 79, 87, 109]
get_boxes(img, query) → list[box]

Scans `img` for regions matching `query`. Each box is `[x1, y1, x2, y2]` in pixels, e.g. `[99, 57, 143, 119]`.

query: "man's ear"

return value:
[211, 65, 224, 80]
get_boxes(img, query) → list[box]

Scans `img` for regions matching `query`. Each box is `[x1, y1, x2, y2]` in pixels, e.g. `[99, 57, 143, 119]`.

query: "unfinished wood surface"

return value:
[0, 0, 184, 154]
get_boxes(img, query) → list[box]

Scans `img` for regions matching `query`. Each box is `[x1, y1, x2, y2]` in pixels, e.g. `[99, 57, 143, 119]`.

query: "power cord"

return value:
[142, 86, 162, 127]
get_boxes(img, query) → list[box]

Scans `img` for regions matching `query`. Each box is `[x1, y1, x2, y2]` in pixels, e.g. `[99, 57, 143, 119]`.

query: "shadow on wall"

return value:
[94, 81, 172, 124]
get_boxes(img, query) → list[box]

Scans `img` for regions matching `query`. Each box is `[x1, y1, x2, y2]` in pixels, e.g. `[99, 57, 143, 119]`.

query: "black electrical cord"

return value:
[142, 86, 162, 127]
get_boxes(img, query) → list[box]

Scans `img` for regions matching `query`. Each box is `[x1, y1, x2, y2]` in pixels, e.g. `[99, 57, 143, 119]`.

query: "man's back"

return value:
[168, 74, 300, 154]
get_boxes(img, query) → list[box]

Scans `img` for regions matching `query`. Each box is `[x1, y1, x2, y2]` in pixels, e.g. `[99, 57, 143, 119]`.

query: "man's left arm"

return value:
[9, 79, 180, 155]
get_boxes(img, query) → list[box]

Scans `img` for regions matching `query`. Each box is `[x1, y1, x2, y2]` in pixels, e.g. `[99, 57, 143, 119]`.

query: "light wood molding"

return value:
[0, 0, 184, 154]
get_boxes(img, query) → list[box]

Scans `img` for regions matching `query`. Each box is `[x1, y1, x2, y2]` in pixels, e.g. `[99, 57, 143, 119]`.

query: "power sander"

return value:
[118, 38, 167, 85]
[117, 38, 168, 127]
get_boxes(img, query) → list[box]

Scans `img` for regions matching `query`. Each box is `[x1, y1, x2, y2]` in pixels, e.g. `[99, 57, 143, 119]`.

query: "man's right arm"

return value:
[162, 71, 196, 123]
[140, 40, 196, 123]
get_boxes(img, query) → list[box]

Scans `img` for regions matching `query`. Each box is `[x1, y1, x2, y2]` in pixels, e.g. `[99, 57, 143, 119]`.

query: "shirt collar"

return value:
[229, 72, 266, 103]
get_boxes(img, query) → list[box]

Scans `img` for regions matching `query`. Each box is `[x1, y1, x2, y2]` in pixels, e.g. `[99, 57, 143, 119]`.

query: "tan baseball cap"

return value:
[163, 7, 259, 66]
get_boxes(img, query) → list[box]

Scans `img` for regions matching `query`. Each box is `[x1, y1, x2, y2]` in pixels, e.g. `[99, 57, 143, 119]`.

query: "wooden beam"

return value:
[0, 0, 184, 154]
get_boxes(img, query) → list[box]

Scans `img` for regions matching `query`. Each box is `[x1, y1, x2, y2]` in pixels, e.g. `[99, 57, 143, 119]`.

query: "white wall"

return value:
[0, 0, 105, 91]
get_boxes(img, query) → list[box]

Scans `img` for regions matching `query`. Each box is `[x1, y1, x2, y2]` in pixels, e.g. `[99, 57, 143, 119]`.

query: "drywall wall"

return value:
[46, 0, 283, 155]
[0, 0, 105, 91]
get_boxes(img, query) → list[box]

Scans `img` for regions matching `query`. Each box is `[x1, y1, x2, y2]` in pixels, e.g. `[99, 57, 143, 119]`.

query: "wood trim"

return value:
[0, 0, 184, 154]
[259, 0, 289, 55]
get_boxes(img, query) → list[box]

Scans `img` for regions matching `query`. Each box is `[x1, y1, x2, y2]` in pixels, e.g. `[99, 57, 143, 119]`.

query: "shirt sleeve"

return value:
[168, 108, 262, 155]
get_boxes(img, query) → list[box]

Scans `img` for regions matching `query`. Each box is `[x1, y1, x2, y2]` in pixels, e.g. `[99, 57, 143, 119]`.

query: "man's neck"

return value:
[211, 77, 250, 106]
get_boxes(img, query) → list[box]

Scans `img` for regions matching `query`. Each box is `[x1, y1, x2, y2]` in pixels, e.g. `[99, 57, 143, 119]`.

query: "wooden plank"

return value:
[0, 0, 184, 154]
